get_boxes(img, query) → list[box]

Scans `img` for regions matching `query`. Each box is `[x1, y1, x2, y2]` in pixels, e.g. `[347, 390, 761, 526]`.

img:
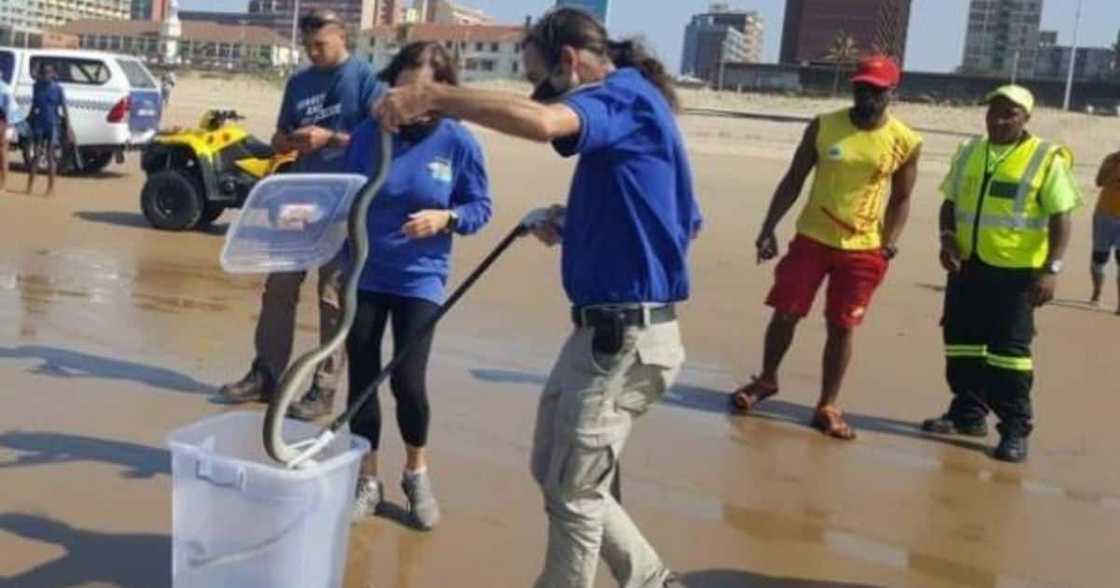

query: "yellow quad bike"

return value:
[140, 109, 297, 231]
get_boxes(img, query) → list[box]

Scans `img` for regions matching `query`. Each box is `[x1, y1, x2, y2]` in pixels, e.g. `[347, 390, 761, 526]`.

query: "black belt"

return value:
[571, 304, 677, 328]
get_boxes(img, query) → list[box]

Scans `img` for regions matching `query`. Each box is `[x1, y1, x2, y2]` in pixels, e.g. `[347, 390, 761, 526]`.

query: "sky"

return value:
[182, 0, 1120, 74]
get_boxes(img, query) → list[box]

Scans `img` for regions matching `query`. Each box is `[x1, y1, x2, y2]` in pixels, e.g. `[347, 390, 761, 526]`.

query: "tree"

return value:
[825, 30, 860, 97]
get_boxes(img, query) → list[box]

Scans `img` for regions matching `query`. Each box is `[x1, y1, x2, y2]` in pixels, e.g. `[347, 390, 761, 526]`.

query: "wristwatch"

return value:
[1043, 259, 1064, 275]
[444, 210, 460, 234]
[882, 244, 899, 260]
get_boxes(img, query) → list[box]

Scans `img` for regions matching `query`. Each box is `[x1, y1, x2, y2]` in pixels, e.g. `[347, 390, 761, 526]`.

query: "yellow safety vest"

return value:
[948, 136, 1069, 269]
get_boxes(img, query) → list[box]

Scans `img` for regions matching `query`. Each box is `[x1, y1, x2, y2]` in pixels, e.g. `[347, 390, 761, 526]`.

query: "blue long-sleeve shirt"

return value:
[344, 118, 492, 304]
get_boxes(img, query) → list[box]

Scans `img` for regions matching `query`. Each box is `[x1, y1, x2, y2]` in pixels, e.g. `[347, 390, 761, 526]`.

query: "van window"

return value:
[116, 58, 156, 89]
[0, 51, 13, 84]
[29, 57, 111, 86]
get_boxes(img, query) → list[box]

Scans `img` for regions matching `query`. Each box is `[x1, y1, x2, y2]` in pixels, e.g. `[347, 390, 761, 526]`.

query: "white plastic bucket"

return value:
[166, 411, 369, 588]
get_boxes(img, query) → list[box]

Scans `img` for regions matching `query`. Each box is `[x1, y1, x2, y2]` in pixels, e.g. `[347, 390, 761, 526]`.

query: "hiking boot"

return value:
[921, 415, 988, 437]
[351, 477, 384, 522]
[216, 367, 273, 404]
[287, 385, 335, 421]
[994, 434, 1029, 463]
[402, 470, 440, 530]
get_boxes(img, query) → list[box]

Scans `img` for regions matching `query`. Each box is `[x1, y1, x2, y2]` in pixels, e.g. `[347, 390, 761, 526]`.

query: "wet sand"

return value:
[0, 74, 1119, 587]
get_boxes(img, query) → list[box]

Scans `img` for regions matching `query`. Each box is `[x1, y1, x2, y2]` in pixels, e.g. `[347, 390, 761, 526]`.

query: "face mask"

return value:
[531, 67, 573, 103]
[399, 117, 442, 143]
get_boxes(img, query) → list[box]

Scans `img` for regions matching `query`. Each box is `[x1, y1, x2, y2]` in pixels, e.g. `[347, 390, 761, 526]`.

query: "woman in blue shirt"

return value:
[346, 42, 492, 530]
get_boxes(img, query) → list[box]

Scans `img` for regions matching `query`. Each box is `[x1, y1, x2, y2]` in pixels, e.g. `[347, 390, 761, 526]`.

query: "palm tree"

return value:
[826, 30, 860, 96]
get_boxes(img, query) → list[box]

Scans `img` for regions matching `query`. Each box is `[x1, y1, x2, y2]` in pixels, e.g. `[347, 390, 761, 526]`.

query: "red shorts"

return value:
[766, 235, 889, 328]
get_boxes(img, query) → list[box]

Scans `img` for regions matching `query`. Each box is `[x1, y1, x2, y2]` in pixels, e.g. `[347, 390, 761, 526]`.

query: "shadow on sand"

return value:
[0, 513, 170, 588]
[0, 345, 214, 395]
[470, 369, 989, 454]
[682, 569, 882, 587]
[0, 431, 170, 478]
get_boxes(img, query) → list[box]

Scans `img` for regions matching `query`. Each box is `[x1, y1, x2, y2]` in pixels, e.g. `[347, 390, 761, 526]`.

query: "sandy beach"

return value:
[0, 72, 1118, 587]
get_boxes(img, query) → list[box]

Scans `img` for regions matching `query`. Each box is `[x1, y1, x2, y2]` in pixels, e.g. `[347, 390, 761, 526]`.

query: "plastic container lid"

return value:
[220, 173, 369, 274]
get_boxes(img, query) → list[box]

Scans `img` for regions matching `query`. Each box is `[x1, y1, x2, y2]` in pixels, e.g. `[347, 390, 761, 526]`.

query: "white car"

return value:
[0, 48, 163, 174]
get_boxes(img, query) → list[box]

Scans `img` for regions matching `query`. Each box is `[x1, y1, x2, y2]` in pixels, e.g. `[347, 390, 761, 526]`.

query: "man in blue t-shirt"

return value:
[376, 9, 700, 588]
[27, 63, 70, 197]
[219, 9, 383, 420]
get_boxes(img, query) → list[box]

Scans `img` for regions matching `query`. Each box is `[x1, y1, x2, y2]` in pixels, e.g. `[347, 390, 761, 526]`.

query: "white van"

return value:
[0, 48, 163, 174]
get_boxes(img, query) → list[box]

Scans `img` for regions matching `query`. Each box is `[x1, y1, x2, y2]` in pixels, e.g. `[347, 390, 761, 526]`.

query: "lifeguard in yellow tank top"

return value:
[796, 108, 923, 251]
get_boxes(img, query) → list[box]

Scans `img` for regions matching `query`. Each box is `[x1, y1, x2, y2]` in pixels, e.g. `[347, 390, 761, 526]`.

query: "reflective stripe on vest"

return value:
[952, 137, 1058, 269]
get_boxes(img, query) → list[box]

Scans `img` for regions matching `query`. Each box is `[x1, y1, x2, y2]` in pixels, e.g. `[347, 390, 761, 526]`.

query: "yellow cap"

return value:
[985, 84, 1035, 113]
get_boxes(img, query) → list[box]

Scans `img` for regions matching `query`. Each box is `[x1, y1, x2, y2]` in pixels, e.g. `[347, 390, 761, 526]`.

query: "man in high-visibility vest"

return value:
[922, 85, 1081, 463]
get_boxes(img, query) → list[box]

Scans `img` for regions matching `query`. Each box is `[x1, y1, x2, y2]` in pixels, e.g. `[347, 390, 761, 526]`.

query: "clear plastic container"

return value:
[167, 412, 369, 588]
[220, 174, 369, 274]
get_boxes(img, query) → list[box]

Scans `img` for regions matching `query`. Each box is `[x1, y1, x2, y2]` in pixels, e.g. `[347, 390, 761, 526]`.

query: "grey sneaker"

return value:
[401, 470, 441, 530]
[351, 477, 384, 522]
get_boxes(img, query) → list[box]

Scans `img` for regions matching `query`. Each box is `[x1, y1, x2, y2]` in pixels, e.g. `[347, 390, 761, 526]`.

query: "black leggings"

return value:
[346, 291, 440, 451]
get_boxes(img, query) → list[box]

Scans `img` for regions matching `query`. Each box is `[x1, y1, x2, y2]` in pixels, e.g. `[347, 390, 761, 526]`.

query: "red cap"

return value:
[851, 55, 901, 89]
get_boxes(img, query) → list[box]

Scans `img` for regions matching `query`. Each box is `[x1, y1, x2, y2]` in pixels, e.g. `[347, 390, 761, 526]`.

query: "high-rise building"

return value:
[681, 4, 764, 80]
[960, 0, 1043, 77]
[0, 0, 130, 33]
[780, 0, 911, 66]
[555, 0, 610, 25]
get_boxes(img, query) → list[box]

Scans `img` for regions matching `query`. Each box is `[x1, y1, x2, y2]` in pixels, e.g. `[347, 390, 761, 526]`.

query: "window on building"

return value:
[475, 42, 484, 51]
[490, 42, 499, 52]
[480, 59, 495, 72]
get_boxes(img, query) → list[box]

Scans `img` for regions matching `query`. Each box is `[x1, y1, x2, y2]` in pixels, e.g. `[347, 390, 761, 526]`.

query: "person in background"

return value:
[0, 75, 15, 191]
[922, 85, 1081, 463]
[377, 7, 700, 586]
[1090, 149, 1120, 313]
[730, 55, 922, 440]
[217, 8, 383, 418]
[161, 71, 176, 106]
[345, 41, 492, 530]
[27, 63, 71, 197]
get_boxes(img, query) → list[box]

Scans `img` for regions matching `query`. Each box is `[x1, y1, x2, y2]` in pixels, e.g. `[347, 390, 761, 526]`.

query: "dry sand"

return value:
[0, 73, 1117, 587]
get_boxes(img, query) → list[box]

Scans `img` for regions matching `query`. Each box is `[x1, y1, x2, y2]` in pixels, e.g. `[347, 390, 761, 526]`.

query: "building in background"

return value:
[358, 23, 521, 81]
[373, 0, 407, 26]
[131, 0, 166, 22]
[0, 0, 130, 33]
[426, 0, 492, 26]
[59, 18, 294, 69]
[960, 0, 1043, 78]
[780, 0, 911, 66]
[1035, 45, 1115, 81]
[245, 0, 377, 39]
[681, 4, 764, 83]
[554, 0, 610, 25]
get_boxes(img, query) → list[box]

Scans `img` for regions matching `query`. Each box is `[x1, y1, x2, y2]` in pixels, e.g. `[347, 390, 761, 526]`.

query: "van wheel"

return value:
[75, 149, 114, 175]
[141, 171, 204, 231]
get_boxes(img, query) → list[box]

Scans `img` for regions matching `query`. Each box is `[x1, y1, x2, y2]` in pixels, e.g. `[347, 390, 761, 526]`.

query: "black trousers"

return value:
[346, 291, 440, 451]
[942, 261, 1036, 437]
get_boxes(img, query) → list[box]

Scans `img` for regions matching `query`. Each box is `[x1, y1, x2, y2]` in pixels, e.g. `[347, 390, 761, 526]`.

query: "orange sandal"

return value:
[812, 405, 857, 440]
[730, 377, 779, 414]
